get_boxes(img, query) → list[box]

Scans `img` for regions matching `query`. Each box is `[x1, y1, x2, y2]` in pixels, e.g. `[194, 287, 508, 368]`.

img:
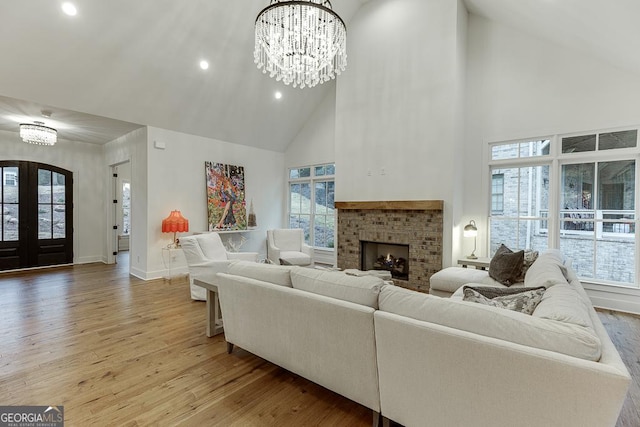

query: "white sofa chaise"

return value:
[216, 262, 384, 425]
[214, 253, 630, 427]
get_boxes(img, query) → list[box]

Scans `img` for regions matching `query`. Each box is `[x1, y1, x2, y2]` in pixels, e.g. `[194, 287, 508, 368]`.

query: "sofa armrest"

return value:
[228, 251, 259, 262]
[188, 260, 233, 284]
[267, 242, 281, 263]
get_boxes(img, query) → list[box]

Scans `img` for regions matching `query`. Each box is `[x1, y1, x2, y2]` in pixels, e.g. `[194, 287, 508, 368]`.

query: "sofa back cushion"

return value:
[524, 250, 568, 289]
[378, 285, 601, 361]
[227, 260, 293, 287]
[532, 282, 593, 327]
[290, 268, 383, 308]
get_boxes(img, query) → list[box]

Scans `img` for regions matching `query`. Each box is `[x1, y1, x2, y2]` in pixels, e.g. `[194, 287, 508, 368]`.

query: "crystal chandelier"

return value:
[254, 0, 347, 89]
[19, 121, 57, 146]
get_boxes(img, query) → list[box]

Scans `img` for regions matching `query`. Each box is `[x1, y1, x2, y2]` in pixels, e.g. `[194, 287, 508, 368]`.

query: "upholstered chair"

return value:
[266, 229, 313, 266]
[180, 233, 258, 300]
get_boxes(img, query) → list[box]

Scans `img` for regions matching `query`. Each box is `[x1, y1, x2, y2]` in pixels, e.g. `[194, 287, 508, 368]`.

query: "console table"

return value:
[457, 257, 491, 270]
[193, 278, 224, 337]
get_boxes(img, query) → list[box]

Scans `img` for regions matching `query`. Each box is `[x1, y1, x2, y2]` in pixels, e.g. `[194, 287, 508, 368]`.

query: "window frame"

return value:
[288, 163, 335, 250]
[486, 127, 640, 288]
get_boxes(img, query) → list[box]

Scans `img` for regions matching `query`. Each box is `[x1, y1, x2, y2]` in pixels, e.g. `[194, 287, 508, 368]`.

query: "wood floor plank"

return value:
[0, 258, 638, 426]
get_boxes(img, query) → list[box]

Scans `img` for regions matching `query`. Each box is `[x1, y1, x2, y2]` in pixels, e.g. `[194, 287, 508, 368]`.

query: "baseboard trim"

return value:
[584, 283, 640, 315]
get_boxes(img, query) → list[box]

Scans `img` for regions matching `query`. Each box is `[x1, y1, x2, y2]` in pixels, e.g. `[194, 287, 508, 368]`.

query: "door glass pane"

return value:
[122, 182, 131, 235]
[599, 130, 637, 150]
[562, 134, 596, 153]
[53, 172, 65, 203]
[38, 169, 52, 203]
[3, 205, 18, 241]
[3, 166, 18, 203]
[53, 203, 65, 238]
[38, 204, 52, 239]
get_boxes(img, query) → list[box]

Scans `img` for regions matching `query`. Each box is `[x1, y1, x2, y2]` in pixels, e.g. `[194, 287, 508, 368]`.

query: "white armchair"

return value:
[180, 233, 258, 300]
[267, 229, 313, 266]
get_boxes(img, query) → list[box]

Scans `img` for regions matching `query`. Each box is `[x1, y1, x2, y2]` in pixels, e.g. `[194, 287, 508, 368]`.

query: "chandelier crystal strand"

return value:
[254, 0, 347, 89]
[19, 122, 57, 146]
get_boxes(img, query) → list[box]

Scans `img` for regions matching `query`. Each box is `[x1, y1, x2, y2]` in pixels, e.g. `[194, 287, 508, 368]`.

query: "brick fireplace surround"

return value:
[335, 200, 443, 293]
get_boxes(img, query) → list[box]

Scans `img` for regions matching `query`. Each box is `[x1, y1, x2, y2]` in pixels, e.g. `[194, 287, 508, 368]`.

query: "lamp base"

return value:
[466, 254, 478, 260]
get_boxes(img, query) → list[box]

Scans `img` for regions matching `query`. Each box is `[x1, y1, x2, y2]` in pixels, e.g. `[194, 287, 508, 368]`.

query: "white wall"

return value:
[146, 127, 285, 279]
[0, 129, 105, 264]
[285, 88, 336, 168]
[334, 0, 467, 266]
[104, 127, 148, 277]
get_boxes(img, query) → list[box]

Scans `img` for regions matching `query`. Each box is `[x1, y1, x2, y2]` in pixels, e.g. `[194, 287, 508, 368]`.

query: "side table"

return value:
[457, 257, 491, 270]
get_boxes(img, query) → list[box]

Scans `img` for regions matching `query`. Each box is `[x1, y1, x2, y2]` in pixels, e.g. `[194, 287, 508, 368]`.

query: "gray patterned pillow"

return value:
[489, 244, 524, 286]
[462, 286, 545, 315]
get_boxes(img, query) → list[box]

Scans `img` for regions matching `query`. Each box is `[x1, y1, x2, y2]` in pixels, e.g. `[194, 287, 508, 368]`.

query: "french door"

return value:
[0, 161, 73, 270]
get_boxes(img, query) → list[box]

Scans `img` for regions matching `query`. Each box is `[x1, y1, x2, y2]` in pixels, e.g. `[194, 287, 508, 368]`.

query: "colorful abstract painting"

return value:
[205, 162, 246, 231]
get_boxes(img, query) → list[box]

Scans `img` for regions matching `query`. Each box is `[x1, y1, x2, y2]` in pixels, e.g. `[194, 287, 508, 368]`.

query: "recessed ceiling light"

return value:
[275, 91, 283, 100]
[199, 60, 209, 70]
[61, 2, 77, 16]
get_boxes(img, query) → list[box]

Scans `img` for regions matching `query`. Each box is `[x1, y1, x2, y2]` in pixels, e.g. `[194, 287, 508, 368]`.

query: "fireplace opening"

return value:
[360, 241, 409, 281]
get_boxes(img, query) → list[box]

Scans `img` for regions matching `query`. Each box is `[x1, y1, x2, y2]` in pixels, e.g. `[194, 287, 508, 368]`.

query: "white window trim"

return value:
[288, 164, 336, 250]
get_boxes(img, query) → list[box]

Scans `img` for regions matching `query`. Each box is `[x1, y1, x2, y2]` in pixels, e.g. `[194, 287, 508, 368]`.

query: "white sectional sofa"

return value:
[214, 252, 630, 427]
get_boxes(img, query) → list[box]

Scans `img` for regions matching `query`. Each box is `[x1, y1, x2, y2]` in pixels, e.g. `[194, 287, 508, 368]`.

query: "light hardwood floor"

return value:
[0, 257, 638, 426]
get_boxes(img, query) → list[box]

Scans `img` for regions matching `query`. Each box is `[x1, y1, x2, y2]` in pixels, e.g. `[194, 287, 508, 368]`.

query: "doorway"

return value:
[111, 161, 131, 265]
[0, 161, 73, 270]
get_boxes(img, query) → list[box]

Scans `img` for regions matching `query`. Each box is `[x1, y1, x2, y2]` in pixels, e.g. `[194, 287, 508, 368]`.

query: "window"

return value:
[491, 173, 504, 214]
[122, 181, 131, 235]
[288, 164, 335, 248]
[488, 129, 638, 287]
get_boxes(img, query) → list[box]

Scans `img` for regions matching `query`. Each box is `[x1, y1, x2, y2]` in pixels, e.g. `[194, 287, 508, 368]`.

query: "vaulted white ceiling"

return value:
[0, 0, 638, 150]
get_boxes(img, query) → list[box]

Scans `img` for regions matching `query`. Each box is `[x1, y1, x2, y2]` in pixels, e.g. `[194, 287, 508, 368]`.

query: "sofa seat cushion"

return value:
[379, 285, 602, 361]
[429, 267, 513, 295]
[227, 260, 293, 287]
[291, 267, 384, 308]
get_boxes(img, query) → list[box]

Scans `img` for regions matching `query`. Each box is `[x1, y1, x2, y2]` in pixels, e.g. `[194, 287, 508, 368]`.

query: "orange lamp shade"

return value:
[162, 210, 189, 233]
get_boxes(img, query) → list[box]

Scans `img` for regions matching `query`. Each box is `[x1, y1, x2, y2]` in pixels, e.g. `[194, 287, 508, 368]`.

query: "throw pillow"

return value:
[515, 250, 539, 282]
[463, 285, 546, 300]
[489, 244, 524, 286]
[462, 286, 545, 315]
